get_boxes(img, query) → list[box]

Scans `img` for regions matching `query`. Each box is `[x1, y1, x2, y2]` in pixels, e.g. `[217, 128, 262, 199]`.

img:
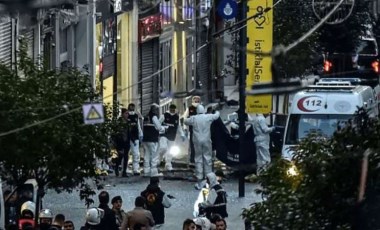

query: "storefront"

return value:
[138, 13, 161, 115]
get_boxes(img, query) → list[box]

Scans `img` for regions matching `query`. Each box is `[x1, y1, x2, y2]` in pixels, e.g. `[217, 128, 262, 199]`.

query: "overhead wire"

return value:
[0, 0, 345, 137]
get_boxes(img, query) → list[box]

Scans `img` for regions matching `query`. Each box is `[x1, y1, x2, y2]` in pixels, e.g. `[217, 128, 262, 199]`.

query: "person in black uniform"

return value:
[142, 104, 166, 177]
[183, 96, 201, 166]
[111, 108, 130, 177]
[140, 177, 173, 229]
[127, 103, 144, 175]
[158, 104, 186, 171]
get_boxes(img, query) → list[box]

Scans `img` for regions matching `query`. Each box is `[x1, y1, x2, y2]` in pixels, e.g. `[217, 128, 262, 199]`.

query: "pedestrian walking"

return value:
[184, 105, 220, 190]
[252, 113, 274, 174]
[120, 196, 155, 230]
[111, 108, 131, 177]
[126, 103, 144, 175]
[142, 104, 166, 177]
[140, 177, 173, 229]
[97, 191, 118, 230]
[157, 104, 186, 171]
[198, 172, 228, 219]
[111, 195, 126, 228]
[183, 96, 202, 165]
[80, 208, 104, 230]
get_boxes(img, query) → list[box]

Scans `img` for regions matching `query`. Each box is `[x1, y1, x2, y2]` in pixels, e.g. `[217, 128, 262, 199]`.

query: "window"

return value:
[60, 28, 68, 54]
[285, 114, 352, 145]
[356, 39, 378, 55]
[183, 0, 194, 20]
[186, 36, 195, 91]
[159, 40, 172, 94]
[160, 0, 172, 26]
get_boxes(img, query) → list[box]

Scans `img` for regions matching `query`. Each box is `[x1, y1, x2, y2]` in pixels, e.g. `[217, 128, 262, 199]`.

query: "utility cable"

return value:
[0, 0, 340, 137]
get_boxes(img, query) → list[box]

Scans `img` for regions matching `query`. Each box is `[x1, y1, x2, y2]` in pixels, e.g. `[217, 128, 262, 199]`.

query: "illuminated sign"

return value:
[139, 13, 162, 43]
[183, 0, 195, 20]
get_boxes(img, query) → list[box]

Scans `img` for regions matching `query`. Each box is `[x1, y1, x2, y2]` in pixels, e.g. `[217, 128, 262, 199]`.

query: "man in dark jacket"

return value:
[97, 191, 118, 230]
[112, 108, 131, 177]
[140, 177, 173, 229]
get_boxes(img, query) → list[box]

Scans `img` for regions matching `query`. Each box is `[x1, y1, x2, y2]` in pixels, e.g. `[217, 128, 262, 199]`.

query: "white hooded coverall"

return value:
[157, 112, 185, 171]
[184, 105, 220, 181]
[143, 114, 166, 177]
[252, 114, 274, 173]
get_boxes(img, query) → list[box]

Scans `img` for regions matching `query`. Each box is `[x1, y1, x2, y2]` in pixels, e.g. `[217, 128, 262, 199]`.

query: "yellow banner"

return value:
[246, 0, 273, 114]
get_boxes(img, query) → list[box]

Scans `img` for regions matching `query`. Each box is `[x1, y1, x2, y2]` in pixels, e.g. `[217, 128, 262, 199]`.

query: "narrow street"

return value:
[43, 175, 261, 229]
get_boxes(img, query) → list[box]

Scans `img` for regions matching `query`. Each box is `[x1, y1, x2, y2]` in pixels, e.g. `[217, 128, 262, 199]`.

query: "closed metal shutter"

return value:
[139, 38, 159, 116]
[21, 29, 34, 59]
[0, 21, 12, 67]
[197, 29, 210, 104]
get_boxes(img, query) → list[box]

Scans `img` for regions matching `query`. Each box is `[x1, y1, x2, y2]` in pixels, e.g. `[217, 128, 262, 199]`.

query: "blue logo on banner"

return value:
[217, 0, 237, 20]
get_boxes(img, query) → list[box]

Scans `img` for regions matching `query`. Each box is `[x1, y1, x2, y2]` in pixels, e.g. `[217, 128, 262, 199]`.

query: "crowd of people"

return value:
[4, 95, 275, 230]
[8, 174, 227, 230]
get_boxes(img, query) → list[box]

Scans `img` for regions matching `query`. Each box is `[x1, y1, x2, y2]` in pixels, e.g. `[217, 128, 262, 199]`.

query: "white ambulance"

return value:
[282, 81, 379, 160]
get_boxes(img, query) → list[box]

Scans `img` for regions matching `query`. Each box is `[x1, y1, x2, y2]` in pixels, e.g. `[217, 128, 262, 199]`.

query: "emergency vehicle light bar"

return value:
[305, 85, 357, 91]
[316, 81, 352, 86]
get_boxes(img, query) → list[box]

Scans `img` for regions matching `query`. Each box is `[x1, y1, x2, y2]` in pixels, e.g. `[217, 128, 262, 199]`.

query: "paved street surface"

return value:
[43, 175, 261, 229]
[43, 103, 258, 229]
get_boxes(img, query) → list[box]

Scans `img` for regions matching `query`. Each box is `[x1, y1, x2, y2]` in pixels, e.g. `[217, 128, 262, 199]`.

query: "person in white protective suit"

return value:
[126, 103, 144, 175]
[252, 113, 274, 174]
[193, 217, 216, 230]
[184, 105, 220, 190]
[183, 95, 202, 165]
[142, 104, 166, 177]
[157, 104, 186, 171]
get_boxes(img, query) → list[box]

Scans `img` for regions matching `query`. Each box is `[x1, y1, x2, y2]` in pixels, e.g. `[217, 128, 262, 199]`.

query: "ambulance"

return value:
[282, 81, 379, 160]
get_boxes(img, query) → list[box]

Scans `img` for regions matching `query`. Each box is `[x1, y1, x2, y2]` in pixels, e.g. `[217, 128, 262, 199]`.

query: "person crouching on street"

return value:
[198, 172, 228, 219]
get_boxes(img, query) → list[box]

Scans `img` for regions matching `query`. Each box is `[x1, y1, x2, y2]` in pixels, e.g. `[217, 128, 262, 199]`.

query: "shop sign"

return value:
[139, 13, 162, 43]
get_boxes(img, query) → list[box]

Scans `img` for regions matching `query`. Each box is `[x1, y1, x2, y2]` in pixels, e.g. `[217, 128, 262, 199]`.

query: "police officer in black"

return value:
[111, 108, 130, 177]
[140, 177, 173, 229]
[159, 104, 186, 171]
[142, 104, 165, 177]
[127, 103, 144, 175]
